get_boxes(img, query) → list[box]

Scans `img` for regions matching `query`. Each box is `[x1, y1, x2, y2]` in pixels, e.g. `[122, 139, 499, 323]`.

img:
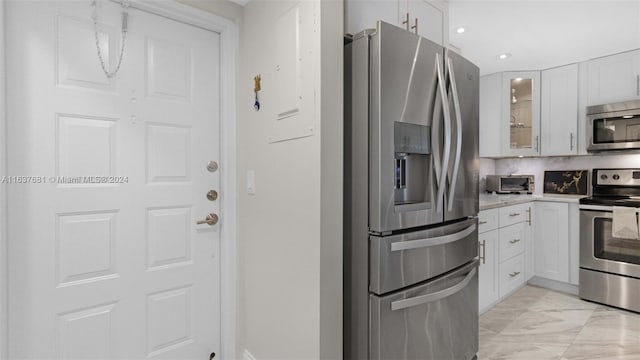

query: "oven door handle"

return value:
[579, 204, 614, 212]
[391, 267, 477, 311]
[390, 224, 476, 252]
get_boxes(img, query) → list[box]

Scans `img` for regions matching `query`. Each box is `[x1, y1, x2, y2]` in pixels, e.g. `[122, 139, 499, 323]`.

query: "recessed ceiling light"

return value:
[499, 53, 512, 60]
[515, 77, 523, 81]
[623, 115, 634, 119]
[456, 27, 466, 34]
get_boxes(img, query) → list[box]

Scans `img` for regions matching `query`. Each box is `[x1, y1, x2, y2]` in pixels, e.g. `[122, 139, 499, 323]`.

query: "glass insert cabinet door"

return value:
[502, 71, 541, 156]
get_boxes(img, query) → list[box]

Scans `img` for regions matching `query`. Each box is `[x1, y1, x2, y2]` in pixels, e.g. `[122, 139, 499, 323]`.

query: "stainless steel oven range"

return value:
[579, 168, 640, 312]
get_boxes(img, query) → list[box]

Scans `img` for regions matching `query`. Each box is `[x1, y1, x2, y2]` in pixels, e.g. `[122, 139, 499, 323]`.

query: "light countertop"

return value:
[479, 193, 583, 211]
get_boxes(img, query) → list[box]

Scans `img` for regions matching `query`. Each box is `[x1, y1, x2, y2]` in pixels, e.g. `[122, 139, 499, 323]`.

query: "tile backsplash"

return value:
[479, 158, 496, 192]
[481, 154, 640, 195]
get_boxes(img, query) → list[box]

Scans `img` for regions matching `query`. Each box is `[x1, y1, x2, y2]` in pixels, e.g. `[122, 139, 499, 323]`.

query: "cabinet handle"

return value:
[509, 271, 521, 278]
[509, 239, 521, 244]
[402, 13, 410, 31]
[570, 132, 574, 151]
[526, 207, 532, 226]
[479, 220, 488, 225]
[479, 240, 486, 264]
[509, 212, 520, 217]
[411, 18, 418, 34]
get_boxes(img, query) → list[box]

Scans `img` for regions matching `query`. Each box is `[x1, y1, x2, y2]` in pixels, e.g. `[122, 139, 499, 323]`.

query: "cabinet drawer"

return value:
[499, 204, 526, 227]
[499, 253, 525, 298]
[499, 222, 525, 262]
[479, 208, 499, 233]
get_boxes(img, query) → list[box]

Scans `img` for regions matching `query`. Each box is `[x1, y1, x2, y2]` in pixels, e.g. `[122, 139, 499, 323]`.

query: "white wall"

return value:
[237, 1, 343, 359]
[493, 154, 640, 195]
[319, 1, 344, 359]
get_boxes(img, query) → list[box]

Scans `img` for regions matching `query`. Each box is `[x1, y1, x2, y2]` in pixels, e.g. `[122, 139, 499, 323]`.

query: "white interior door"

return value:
[6, 1, 222, 358]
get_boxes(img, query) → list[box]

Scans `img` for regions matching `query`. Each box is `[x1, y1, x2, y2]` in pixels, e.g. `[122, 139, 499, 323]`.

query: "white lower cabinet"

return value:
[478, 229, 498, 312]
[478, 203, 529, 313]
[480, 200, 576, 313]
[533, 201, 570, 283]
[524, 204, 534, 280]
[499, 253, 525, 298]
[499, 223, 525, 261]
[568, 203, 580, 285]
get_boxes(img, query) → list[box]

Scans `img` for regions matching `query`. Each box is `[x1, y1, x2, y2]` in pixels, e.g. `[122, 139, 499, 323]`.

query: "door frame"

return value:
[0, 0, 238, 358]
[0, 0, 7, 357]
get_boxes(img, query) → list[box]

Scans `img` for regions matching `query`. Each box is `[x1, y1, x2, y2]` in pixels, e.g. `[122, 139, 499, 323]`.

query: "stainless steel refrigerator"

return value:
[344, 21, 480, 360]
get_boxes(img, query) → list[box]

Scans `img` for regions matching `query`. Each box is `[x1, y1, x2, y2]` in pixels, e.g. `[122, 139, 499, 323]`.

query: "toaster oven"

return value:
[486, 175, 534, 194]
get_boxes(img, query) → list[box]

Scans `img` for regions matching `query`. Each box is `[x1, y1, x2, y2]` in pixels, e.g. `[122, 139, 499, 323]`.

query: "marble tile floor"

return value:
[479, 285, 640, 360]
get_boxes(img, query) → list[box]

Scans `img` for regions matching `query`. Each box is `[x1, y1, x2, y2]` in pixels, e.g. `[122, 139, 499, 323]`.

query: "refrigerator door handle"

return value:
[390, 223, 476, 252]
[446, 56, 463, 212]
[390, 267, 477, 311]
[435, 53, 452, 212]
[432, 74, 442, 208]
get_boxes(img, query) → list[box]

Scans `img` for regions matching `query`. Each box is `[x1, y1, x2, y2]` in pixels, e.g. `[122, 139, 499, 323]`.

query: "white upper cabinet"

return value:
[479, 73, 502, 157]
[345, 0, 448, 46]
[403, 0, 448, 46]
[587, 49, 640, 106]
[502, 71, 541, 157]
[345, 0, 400, 36]
[540, 64, 579, 156]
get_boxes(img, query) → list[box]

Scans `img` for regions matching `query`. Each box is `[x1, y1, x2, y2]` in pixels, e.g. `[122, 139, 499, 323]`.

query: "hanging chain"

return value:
[91, 0, 129, 78]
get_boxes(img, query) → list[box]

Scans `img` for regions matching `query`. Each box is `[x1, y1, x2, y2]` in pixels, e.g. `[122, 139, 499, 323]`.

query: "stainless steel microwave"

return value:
[486, 175, 535, 194]
[587, 100, 640, 152]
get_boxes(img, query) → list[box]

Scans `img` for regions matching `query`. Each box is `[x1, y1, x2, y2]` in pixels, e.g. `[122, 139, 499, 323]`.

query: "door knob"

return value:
[197, 213, 219, 226]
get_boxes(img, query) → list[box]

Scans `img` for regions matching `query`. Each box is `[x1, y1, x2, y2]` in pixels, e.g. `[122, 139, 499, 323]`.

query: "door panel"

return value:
[7, 1, 221, 358]
[370, 22, 445, 233]
[444, 50, 479, 222]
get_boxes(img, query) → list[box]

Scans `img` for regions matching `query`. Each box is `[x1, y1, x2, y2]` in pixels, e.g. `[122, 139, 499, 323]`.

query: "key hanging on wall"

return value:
[254, 74, 261, 111]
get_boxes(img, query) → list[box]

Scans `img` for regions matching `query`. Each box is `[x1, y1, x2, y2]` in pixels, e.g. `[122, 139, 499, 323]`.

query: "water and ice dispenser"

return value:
[393, 122, 432, 211]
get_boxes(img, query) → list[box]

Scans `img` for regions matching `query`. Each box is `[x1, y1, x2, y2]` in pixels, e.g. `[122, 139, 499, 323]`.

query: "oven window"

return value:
[593, 218, 640, 265]
[593, 115, 640, 144]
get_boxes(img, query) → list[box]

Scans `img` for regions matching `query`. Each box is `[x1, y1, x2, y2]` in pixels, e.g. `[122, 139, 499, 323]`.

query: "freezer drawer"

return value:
[370, 261, 479, 360]
[370, 218, 478, 294]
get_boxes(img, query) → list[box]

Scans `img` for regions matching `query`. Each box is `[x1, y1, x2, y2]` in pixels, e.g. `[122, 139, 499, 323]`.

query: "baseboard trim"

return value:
[528, 276, 579, 295]
[242, 349, 257, 360]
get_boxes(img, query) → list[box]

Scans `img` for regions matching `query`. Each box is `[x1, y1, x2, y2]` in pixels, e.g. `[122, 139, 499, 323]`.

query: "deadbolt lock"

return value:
[206, 161, 218, 173]
[197, 213, 219, 226]
[207, 190, 218, 201]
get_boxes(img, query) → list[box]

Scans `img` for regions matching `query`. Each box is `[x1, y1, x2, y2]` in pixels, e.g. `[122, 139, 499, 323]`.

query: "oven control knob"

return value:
[613, 174, 620, 180]
[601, 174, 608, 181]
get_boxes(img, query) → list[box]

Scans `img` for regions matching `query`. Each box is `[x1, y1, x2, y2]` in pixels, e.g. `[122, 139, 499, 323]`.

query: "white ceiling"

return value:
[449, 0, 640, 75]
